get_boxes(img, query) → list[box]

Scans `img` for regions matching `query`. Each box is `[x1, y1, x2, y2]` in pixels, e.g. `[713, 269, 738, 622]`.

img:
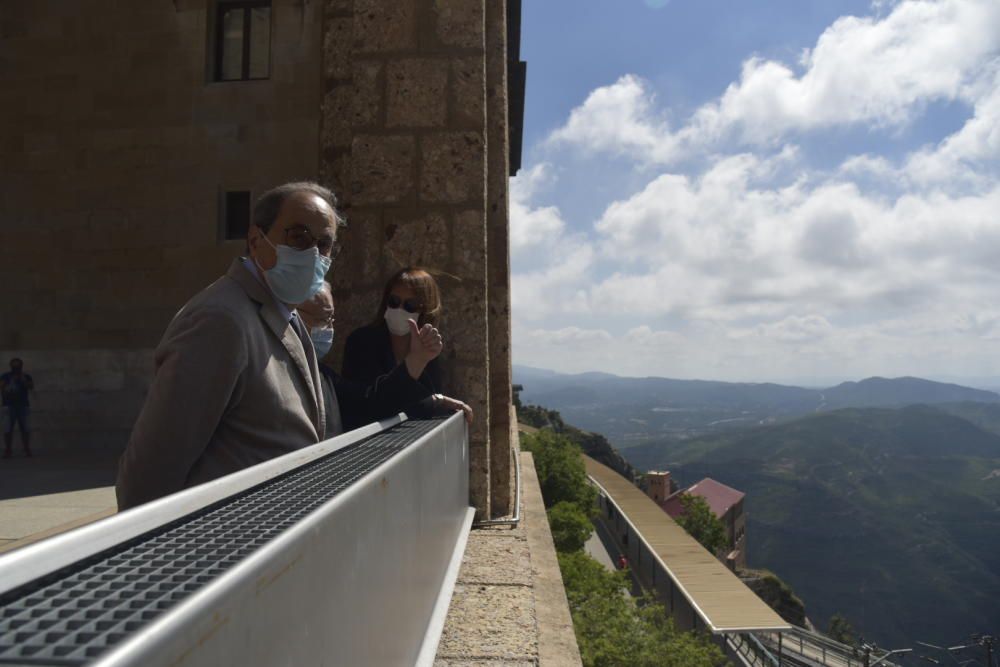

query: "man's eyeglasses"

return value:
[284, 225, 341, 258]
[387, 294, 422, 314]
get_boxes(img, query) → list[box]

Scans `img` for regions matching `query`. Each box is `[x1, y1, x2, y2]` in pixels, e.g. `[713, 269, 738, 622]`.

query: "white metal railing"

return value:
[0, 414, 472, 667]
[728, 632, 780, 667]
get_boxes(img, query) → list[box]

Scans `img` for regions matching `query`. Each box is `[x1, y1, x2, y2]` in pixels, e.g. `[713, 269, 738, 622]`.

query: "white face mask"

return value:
[384, 307, 415, 336]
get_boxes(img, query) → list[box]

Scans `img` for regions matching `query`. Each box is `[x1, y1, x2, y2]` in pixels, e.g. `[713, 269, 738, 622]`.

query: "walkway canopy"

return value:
[585, 456, 790, 634]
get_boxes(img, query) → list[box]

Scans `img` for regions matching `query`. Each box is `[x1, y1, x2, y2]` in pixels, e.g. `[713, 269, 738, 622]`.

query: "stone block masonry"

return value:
[321, 0, 514, 519]
[0, 1, 515, 517]
[0, 0, 324, 453]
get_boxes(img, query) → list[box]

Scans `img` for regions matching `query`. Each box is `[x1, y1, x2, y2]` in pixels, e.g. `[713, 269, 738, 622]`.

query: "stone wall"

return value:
[319, 0, 514, 518]
[0, 1, 515, 511]
[0, 0, 323, 451]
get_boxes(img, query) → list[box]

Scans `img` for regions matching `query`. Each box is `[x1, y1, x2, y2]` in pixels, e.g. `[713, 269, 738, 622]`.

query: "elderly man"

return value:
[116, 182, 382, 510]
[297, 282, 472, 434]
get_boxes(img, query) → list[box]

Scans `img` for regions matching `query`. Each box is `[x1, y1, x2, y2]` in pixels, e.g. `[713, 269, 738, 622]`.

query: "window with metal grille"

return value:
[222, 190, 251, 240]
[214, 1, 271, 82]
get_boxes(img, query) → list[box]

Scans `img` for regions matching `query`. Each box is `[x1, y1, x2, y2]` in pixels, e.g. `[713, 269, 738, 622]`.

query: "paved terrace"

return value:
[435, 451, 582, 666]
[0, 452, 117, 554]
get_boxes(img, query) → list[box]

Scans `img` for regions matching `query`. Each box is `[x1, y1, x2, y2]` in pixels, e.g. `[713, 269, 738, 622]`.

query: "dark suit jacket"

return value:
[318, 364, 434, 433]
[116, 259, 326, 510]
[342, 321, 443, 397]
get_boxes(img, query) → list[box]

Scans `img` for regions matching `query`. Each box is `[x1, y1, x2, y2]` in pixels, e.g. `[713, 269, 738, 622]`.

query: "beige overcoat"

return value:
[116, 259, 326, 510]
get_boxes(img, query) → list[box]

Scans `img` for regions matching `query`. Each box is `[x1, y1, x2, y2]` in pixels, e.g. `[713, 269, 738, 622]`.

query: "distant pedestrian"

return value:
[1, 358, 34, 458]
[617, 554, 629, 570]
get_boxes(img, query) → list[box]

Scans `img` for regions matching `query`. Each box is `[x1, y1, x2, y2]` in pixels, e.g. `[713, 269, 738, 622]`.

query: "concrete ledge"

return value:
[520, 452, 582, 667]
[435, 452, 582, 667]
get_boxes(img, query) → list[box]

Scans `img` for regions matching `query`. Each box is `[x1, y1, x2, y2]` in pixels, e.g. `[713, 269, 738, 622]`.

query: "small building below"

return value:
[653, 476, 747, 570]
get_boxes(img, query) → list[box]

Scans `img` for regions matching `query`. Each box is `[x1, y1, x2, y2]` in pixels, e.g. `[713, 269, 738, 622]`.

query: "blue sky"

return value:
[510, 0, 1000, 383]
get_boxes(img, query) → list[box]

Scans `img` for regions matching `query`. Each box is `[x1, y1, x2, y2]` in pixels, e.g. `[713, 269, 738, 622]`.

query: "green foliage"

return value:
[512, 384, 524, 409]
[548, 502, 593, 553]
[625, 406, 1000, 649]
[675, 494, 728, 556]
[514, 388, 637, 481]
[558, 551, 728, 667]
[828, 613, 856, 646]
[522, 429, 597, 512]
[518, 403, 566, 430]
[741, 569, 807, 627]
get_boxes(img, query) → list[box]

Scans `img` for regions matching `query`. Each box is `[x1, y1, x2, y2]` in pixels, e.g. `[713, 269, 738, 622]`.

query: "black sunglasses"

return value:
[387, 294, 422, 314]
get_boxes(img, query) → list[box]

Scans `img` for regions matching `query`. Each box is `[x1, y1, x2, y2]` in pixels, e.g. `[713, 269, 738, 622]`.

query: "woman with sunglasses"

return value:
[342, 267, 444, 398]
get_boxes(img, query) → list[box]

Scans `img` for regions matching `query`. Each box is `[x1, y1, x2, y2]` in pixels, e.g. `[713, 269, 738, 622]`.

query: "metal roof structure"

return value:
[584, 456, 790, 634]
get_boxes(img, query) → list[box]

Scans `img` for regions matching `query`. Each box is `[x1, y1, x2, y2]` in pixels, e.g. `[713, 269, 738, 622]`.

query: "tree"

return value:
[557, 551, 728, 667]
[512, 383, 524, 409]
[828, 613, 857, 646]
[548, 501, 593, 553]
[675, 494, 728, 556]
[521, 429, 596, 512]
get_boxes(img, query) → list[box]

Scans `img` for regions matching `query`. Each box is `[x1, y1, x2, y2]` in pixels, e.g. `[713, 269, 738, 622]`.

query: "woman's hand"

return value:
[404, 319, 443, 379]
[433, 394, 473, 425]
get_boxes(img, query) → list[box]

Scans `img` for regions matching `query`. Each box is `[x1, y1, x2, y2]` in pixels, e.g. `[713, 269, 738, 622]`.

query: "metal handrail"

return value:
[728, 632, 779, 667]
[0, 415, 473, 667]
[473, 441, 522, 527]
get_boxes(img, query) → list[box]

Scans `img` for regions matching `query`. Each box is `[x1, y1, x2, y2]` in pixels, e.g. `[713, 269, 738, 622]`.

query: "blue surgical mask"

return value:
[311, 327, 334, 358]
[257, 234, 332, 304]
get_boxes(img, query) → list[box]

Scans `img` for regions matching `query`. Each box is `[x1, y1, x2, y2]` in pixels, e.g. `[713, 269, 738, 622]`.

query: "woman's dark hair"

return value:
[375, 268, 442, 328]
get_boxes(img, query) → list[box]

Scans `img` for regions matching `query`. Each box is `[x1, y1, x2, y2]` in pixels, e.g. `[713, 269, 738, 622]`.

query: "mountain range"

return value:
[514, 366, 999, 447]
[515, 367, 1000, 648]
[623, 403, 1000, 650]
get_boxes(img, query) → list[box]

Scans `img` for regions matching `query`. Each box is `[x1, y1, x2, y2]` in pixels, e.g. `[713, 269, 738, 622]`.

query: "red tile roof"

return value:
[661, 478, 745, 520]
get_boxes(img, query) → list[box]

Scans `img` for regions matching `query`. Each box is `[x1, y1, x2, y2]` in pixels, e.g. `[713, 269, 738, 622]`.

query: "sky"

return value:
[510, 0, 1000, 384]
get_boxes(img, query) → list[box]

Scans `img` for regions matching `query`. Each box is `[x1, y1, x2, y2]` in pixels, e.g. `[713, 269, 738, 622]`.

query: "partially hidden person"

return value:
[116, 182, 341, 510]
[296, 282, 471, 434]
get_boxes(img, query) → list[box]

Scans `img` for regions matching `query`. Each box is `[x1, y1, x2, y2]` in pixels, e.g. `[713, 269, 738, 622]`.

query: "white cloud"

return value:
[513, 147, 1000, 362]
[512, 1, 1000, 381]
[515, 313, 1000, 382]
[754, 315, 834, 343]
[521, 326, 613, 345]
[546, 0, 1000, 162]
[696, 0, 1000, 143]
[547, 74, 680, 163]
[510, 164, 567, 251]
[904, 69, 1000, 188]
[587, 154, 1000, 322]
[511, 241, 594, 321]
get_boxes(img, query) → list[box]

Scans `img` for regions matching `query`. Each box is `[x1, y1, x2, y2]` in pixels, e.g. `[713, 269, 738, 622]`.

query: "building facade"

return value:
[659, 477, 747, 570]
[0, 0, 523, 518]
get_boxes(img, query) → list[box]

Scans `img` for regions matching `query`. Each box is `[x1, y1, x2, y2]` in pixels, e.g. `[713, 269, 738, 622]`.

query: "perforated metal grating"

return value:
[0, 418, 442, 666]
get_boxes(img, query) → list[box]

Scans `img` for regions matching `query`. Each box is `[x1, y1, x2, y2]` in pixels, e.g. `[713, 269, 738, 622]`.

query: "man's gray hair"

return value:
[251, 182, 346, 234]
